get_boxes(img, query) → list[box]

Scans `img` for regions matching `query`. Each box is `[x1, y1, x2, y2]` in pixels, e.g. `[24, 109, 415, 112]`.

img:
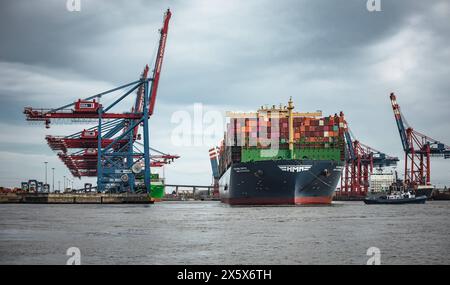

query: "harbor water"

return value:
[0, 201, 449, 265]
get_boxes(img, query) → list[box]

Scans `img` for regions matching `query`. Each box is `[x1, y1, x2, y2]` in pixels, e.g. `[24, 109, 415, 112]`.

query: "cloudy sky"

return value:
[0, 0, 449, 189]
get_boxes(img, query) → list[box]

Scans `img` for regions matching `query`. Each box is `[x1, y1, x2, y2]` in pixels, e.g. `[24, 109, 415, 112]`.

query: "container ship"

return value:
[216, 98, 347, 205]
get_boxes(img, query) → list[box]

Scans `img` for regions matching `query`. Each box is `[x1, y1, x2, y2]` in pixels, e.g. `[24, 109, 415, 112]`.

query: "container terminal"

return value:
[1, 9, 449, 205]
[15, 9, 177, 203]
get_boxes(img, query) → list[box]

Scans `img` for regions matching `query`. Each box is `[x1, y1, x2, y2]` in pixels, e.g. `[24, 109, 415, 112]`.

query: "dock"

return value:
[0, 193, 154, 204]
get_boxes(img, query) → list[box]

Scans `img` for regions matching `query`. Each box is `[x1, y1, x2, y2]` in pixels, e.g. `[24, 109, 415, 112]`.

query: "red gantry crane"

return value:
[338, 114, 399, 197]
[390, 92, 450, 189]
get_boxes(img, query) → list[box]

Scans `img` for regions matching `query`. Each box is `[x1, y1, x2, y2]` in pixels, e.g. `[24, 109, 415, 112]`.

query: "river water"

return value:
[0, 201, 449, 265]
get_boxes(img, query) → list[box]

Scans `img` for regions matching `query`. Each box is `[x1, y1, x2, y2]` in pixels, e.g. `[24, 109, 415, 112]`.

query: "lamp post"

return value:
[63, 176, 66, 191]
[44, 162, 48, 185]
[52, 168, 55, 193]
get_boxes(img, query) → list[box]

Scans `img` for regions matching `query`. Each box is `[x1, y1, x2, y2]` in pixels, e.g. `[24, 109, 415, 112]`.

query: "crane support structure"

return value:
[339, 118, 399, 197]
[23, 9, 178, 194]
[390, 93, 450, 187]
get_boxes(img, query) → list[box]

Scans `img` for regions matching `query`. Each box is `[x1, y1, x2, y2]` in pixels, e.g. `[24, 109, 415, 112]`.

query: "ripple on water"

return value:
[0, 201, 449, 264]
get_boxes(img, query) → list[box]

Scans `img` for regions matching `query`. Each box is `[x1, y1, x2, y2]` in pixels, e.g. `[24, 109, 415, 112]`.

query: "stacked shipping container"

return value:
[218, 111, 347, 176]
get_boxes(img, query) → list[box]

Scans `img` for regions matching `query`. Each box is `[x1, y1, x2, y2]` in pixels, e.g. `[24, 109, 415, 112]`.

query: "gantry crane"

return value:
[339, 117, 399, 197]
[390, 93, 450, 188]
[24, 9, 178, 194]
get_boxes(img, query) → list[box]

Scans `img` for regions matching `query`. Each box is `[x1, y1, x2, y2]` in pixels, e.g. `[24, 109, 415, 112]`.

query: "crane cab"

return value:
[81, 129, 98, 139]
[84, 148, 98, 155]
[28, 180, 38, 192]
[74, 99, 101, 113]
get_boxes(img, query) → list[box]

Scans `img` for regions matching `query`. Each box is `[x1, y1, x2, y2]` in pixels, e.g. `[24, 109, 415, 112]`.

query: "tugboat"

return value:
[364, 191, 427, 205]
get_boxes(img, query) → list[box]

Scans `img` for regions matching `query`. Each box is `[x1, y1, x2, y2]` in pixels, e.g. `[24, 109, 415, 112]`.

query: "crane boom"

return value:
[390, 93, 410, 152]
[149, 9, 172, 115]
[131, 65, 149, 138]
[344, 128, 355, 161]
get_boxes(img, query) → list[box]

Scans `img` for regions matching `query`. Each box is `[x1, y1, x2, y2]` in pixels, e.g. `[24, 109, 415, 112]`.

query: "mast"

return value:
[287, 97, 295, 159]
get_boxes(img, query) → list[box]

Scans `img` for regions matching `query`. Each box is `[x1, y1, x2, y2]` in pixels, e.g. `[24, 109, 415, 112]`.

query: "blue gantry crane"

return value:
[24, 9, 178, 194]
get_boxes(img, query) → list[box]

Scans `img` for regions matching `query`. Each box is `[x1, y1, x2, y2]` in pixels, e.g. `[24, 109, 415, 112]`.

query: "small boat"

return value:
[364, 192, 427, 205]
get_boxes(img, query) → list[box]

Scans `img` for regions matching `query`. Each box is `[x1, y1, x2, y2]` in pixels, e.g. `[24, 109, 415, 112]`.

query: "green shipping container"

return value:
[241, 147, 341, 162]
[241, 148, 290, 162]
[150, 184, 165, 199]
[294, 148, 341, 161]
